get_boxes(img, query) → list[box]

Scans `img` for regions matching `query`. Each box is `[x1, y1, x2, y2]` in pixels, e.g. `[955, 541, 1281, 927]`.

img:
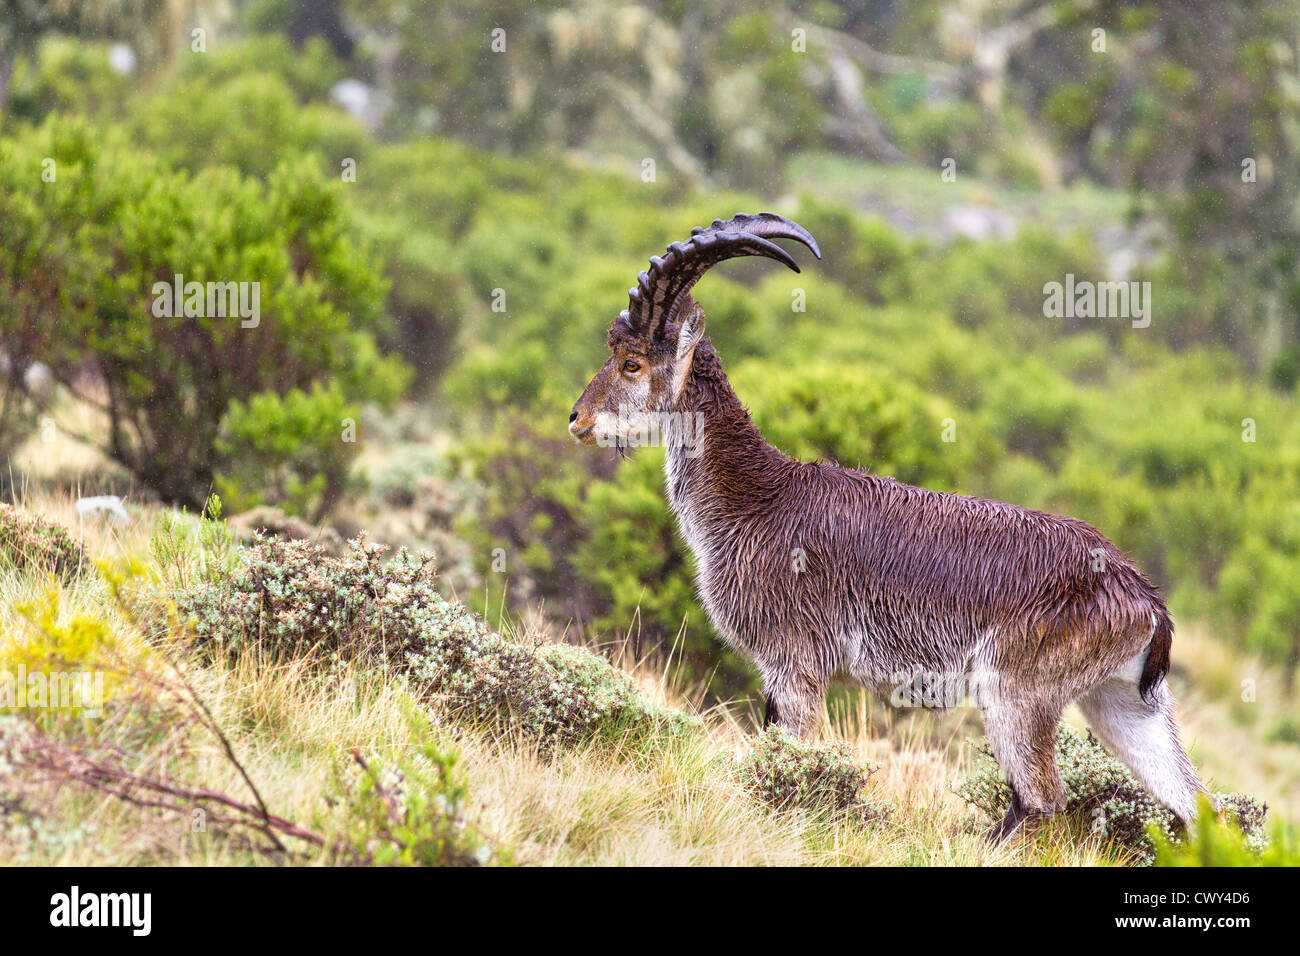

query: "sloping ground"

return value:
[0, 494, 1286, 866]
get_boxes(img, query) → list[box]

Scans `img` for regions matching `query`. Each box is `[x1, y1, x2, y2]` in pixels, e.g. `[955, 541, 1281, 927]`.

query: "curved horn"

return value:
[623, 212, 821, 339]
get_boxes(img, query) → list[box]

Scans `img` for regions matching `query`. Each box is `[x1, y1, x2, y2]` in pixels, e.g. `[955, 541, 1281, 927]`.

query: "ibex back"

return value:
[569, 213, 1210, 838]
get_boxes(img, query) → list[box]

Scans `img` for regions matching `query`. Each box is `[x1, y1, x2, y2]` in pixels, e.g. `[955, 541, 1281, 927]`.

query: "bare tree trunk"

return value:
[600, 78, 711, 189]
[1287, 632, 1298, 697]
[0, 53, 14, 112]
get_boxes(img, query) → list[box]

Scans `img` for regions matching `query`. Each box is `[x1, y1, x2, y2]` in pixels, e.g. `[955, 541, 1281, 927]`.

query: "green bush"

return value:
[1155, 795, 1298, 867]
[734, 358, 975, 490]
[954, 725, 1268, 864]
[216, 381, 363, 522]
[739, 727, 887, 823]
[0, 37, 133, 127]
[795, 198, 918, 306]
[0, 117, 409, 508]
[132, 54, 366, 180]
[0, 505, 85, 580]
[148, 494, 237, 590]
[175, 534, 696, 750]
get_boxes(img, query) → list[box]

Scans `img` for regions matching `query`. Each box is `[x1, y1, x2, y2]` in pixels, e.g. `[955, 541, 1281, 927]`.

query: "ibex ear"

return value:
[672, 306, 706, 400]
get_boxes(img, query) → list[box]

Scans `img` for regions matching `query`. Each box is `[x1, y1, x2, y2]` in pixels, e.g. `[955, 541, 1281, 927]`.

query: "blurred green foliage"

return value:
[1155, 796, 1299, 867]
[2, 17, 1300, 695]
[0, 109, 407, 505]
[217, 381, 364, 522]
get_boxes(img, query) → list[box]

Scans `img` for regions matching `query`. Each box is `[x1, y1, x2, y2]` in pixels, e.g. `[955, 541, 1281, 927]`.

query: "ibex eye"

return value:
[622, 360, 642, 373]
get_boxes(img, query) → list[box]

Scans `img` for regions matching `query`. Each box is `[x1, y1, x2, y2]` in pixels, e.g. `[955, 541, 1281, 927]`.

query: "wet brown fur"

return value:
[572, 244, 1210, 834]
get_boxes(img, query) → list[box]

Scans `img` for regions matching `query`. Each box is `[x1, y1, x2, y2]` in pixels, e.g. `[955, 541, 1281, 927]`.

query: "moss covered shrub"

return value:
[405, 633, 696, 750]
[740, 728, 886, 823]
[174, 535, 695, 750]
[0, 505, 85, 579]
[954, 725, 1268, 864]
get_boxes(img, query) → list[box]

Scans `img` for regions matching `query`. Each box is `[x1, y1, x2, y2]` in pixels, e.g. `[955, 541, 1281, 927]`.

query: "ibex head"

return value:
[568, 213, 820, 447]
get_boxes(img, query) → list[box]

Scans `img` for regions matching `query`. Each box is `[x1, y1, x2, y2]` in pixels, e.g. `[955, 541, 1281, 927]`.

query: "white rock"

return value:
[943, 205, 1017, 242]
[330, 78, 392, 132]
[109, 44, 137, 76]
[75, 495, 130, 526]
[23, 362, 53, 399]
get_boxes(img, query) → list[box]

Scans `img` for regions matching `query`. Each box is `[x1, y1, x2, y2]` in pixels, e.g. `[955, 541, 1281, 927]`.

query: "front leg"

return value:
[760, 662, 829, 739]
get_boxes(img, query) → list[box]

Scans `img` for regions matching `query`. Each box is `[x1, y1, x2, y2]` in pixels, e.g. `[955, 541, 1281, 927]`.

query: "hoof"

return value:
[986, 791, 1031, 843]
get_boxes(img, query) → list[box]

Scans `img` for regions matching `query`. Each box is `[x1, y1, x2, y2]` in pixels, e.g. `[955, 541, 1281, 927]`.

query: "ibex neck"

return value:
[664, 348, 787, 523]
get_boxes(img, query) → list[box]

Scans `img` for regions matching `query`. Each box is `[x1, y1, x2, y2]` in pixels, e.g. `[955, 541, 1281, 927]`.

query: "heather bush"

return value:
[405, 630, 697, 750]
[332, 708, 510, 867]
[0, 505, 85, 580]
[954, 725, 1268, 864]
[740, 727, 887, 823]
[174, 534, 454, 662]
[174, 535, 696, 750]
[1154, 795, 1298, 867]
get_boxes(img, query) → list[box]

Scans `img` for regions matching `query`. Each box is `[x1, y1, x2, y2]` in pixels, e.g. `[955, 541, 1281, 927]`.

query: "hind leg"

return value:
[1076, 676, 1209, 825]
[980, 695, 1068, 839]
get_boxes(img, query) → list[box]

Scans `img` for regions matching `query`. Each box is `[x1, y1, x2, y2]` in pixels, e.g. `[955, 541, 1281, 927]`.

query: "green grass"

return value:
[0, 490, 1289, 866]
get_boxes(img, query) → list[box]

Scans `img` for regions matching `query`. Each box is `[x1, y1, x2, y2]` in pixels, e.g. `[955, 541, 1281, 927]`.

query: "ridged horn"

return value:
[623, 212, 821, 339]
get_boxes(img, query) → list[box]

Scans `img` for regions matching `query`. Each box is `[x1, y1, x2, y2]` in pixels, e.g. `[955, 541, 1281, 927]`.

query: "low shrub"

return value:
[175, 534, 466, 660]
[740, 727, 886, 823]
[0, 505, 85, 579]
[332, 708, 510, 867]
[1154, 795, 1298, 866]
[954, 725, 1268, 864]
[406, 632, 697, 750]
[174, 535, 696, 750]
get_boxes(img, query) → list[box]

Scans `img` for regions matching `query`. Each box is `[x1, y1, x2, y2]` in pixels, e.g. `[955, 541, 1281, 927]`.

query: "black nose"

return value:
[569, 410, 578, 423]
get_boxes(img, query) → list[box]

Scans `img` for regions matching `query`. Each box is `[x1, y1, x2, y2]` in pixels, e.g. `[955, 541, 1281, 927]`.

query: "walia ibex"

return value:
[569, 213, 1211, 837]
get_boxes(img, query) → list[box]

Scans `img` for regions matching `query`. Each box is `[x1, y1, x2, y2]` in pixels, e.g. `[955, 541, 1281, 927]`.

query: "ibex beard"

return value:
[569, 212, 1212, 840]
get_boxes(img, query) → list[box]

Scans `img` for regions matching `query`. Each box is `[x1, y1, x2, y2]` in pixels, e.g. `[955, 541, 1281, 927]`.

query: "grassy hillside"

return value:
[3, 25, 1299, 869]
[0, 491, 1290, 867]
[5, 34, 1300, 696]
